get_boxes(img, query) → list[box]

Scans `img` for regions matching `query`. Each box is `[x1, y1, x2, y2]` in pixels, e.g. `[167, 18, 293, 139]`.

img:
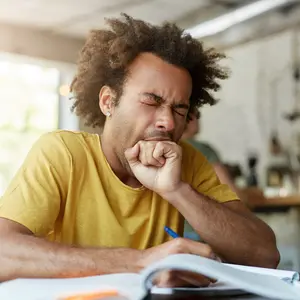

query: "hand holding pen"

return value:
[140, 227, 219, 287]
[164, 226, 221, 262]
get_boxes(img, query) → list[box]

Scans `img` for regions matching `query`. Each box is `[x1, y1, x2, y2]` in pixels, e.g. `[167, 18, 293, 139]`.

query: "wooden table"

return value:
[253, 195, 300, 207]
[239, 188, 300, 212]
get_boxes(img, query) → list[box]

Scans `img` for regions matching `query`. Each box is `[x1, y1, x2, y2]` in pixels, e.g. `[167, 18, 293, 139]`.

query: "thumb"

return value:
[124, 143, 140, 164]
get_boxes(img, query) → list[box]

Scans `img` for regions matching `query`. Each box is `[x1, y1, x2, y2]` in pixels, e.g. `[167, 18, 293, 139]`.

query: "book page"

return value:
[226, 263, 299, 280]
[141, 254, 300, 300]
[0, 273, 144, 300]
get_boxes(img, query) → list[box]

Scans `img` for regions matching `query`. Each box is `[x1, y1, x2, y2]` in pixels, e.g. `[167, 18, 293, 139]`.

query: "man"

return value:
[0, 14, 279, 284]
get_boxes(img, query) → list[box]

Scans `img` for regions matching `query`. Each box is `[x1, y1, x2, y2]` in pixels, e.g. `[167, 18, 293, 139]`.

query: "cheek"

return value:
[174, 115, 187, 130]
[173, 121, 187, 141]
[112, 111, 143, 141]
[136, 104, 158, 127]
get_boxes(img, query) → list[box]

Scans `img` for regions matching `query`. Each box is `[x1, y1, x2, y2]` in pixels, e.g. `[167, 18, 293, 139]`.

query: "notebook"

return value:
[0, 254, 300, 300]
[143, 254, 300, 299]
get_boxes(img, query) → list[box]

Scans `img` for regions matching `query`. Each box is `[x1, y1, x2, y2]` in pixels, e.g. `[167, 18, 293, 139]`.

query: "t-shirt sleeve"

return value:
[0, 132, 70, 236]
[193, 156, 238, 202]
[181, 142, 238, 203]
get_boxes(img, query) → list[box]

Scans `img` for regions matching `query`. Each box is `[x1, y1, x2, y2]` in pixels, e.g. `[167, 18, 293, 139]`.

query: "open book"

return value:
[1, 254, 300, 300]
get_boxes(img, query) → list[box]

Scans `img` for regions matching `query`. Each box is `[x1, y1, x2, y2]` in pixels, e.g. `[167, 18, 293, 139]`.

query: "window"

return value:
[0, 56, 61, 194]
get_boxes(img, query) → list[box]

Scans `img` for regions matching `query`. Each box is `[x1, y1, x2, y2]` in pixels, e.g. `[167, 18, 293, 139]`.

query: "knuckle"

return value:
[170, 238, 186, 253]
[156, 141, 165, 149]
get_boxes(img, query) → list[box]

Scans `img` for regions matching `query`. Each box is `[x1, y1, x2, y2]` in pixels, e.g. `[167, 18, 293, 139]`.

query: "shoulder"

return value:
[25, 130, 100, 170]
[39, 130, 98, 145]
[185, 139, 221, 163]
[179, 140, 238, 202]
[33, 130, 99, 156]
[179, 140, 208, 173]
[179, 140, 214, 189]
[180, 140, 207, 160]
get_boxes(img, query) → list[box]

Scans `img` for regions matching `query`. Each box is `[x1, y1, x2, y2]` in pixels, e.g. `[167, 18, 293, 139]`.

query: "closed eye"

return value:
[173, 104, 189, 117]
[142, 100, 159, 106]
[174, 109, 186, 117]
[141, 92, 188, 117]
[141, 93, 162, 105]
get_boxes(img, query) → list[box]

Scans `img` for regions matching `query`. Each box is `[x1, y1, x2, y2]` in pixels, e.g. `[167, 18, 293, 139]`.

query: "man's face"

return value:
[102, 52, 192, 161]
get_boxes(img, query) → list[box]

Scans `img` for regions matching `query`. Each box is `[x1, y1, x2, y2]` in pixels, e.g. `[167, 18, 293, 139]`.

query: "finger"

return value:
[145, 143, 163, 166]
[154, 270, 188, 288]
[154, 270, 213, 288]
[153, 141, 181, 161]
[176, 271, 213, 287]
[139, 142, 163, 167]
[124, 143, 140, 164]
[152, 142, 166, 165]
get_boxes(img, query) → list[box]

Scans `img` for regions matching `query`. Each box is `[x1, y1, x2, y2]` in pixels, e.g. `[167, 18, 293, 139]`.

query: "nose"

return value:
[155, 107, 175, 132]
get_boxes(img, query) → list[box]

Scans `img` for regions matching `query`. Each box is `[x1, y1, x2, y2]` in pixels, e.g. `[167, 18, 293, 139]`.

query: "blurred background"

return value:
[1, 0, 300, 270]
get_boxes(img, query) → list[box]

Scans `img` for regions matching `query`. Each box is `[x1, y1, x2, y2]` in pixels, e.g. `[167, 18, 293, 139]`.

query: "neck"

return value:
[100, 131, 142, 188]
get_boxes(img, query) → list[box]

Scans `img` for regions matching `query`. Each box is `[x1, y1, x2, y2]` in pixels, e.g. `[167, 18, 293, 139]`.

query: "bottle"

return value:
[247, 155, 259, 187]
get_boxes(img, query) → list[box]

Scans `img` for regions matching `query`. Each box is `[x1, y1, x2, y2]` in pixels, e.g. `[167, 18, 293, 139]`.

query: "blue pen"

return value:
[164, 226, 180, 238]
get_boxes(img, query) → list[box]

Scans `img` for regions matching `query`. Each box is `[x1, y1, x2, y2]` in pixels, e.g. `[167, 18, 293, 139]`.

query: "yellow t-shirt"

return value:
[0, 130, 238, 249]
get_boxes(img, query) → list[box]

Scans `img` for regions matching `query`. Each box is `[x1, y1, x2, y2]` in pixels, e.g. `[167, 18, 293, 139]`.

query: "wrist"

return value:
[160, 181, 191, 203]
[123, 249, 146, 273]
[92, 248, 145, 274]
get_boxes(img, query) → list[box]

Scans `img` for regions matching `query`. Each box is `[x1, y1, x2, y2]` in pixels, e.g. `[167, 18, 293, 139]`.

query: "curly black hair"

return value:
[70, 13, 228, 128]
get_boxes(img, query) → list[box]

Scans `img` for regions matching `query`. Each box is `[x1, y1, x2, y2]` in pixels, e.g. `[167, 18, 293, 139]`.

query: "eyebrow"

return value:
[143, 92, 189, 109]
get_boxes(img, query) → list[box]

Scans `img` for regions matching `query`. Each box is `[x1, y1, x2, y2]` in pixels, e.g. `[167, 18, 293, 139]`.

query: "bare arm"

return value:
[0, 218, 142, 281]
[0, 218, 221, 285]
[162, 183, 280, 268]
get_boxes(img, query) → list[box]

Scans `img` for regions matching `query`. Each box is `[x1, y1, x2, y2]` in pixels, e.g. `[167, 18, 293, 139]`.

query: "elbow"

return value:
[263, 228, 281, 269]
[254, 223, 280, 269]
[254, 242, 280, 269]
[265, 246, 281, 269]
[249, 226, 281, 269]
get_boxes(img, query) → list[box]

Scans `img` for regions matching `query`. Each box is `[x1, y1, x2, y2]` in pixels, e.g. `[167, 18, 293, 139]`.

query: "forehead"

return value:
[125, 53, 192, 102]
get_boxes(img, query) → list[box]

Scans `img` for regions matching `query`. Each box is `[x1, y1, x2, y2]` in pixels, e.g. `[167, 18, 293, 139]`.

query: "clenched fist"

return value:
[124, 141, 183, 195]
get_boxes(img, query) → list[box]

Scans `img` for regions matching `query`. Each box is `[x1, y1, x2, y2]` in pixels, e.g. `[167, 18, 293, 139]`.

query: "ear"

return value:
[99, 86, 116, 116]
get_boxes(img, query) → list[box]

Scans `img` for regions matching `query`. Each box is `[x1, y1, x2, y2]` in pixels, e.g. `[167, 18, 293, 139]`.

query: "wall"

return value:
[199, 28, 300, 185]
[197, 28, 300, 271]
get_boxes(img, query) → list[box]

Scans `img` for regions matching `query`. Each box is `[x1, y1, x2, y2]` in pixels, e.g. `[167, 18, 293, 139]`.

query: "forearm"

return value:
[163, 183, 279, 268]
[0, 233, 142, 281]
